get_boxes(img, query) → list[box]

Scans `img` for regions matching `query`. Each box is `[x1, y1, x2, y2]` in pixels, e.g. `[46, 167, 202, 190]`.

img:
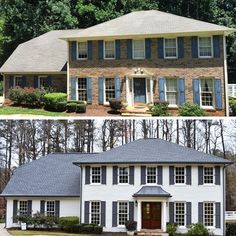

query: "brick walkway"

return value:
[0, 224, 11, 236]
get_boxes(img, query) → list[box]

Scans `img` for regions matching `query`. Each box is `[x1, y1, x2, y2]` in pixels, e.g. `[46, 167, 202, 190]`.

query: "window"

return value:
[19, 201, 28, 216]
[118, 202, 129, 225]
[77, 42, 87, 59]
[118, 167, 129, 184]
[204, 202, 215, 227]
[91, 167, 101, 184]
[14, 76, 23, 87]
[165, 38, 177, 58]
[166, 78, 178, 105]
[105, 78, 115, 102]
[199, 37, 212, 58]
[175, 167, 186, 184]
[200, 79, 214, 107]
[46, 201, 55, 216]
[38, 76, 48, 88]
[133, 39, 145, 59]
[146, 167, 157, 184]
[104, 41, 115, 59]
[90, 201, 101, 225]
[77, 78, 87, 101]
[204, 167, 214, 184]
[175, 202, 186, 226]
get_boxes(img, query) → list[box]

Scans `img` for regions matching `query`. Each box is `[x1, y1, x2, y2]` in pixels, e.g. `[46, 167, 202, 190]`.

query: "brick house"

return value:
[0, 10, 235, 116]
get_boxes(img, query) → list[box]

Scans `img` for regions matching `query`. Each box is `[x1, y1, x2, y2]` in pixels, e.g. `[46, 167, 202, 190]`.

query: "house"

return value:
[1, 138, 232, 235]
[0, 10, 235, 116]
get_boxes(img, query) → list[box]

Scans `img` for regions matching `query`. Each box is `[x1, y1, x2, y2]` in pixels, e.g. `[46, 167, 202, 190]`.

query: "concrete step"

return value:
[121, 113, 152, 117]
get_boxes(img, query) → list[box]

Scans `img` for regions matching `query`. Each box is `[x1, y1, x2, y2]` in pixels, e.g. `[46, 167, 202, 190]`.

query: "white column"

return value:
[162, 201, 167, 232]
[150, 78, 154, 103]
[137, 200, 142, 231]
[223, 34, 229, 116]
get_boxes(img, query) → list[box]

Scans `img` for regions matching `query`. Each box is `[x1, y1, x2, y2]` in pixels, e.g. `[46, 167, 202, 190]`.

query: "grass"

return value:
[8, 230, 87, 236]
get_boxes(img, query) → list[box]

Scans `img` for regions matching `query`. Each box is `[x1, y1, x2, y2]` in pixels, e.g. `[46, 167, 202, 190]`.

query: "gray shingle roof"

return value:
[74, 139, 232, 165]
[133, 186, 171, 197]
[62, 10, 235, 40]
[0, 29, 83, 73]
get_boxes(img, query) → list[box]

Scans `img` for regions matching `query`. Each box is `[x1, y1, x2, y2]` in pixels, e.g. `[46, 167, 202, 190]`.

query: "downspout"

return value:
[223, 33, 229, 117]
[223, 165, 226, 236]
[67, 41, 70, 100]
[1, 72, 5, 103]
[80, 166, 83, 224]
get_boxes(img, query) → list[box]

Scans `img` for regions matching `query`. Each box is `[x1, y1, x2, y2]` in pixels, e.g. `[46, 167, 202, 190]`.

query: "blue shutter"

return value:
[159, 78, 166, 102]
[22, 76, 26, 88]
[87, 41, 93, 60]
[127, 39, 132, 59]
[98, 77, 104, 104]
[157, 38, 164, 59]
[178, 37, 184, 58]
[9, 76, 14, 88]
[71, 77, 77, 100]
[178, 78, 185, 105]
[115, 40, 121, 59]
[115, 77, 121, 99]
[193, 79, 200, 105]
[214, 79, 222, 110]
[71, 41, 77, 61]
[192, 36, 198, 58]
[34, 76, 38, 88]
[87, 77, 92, 104]
[145, 38, 151, 59]
[213, 36, 221, 58]
[98, 40, 104, 60]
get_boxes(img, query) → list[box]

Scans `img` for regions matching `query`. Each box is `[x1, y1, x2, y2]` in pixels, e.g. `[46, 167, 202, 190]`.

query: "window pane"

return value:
[199, 37, 212, 57]
[147, 167, 157, 184]
[91, 167, 101, 183]
[105, 41, 115, 59]
[118, 202, 128, 225]
[204, 167, 214, 184]
[19, 201, 28, 216]
[175, 167, 185, 184]
[78, 78, 87, 101]
[119, 167, 129, 184]
[165, 39, 177, 58]
[105, 78, 115, 102]
[78, 42, 87, 59]
[166, 79, 178, 105]
[200, 79, 214, 107]
[39, 77, 48, 88]
[133, 40, 145, 59]
[91, 201, 100, 225]
[204, 203, 214, 227]
[15, 77, 22, 87]
[46, 201, 55, 216]
[175, 202, 185, 226]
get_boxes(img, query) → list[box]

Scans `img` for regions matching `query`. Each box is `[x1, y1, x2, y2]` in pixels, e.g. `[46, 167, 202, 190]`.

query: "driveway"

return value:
[0, 223, 11, 236]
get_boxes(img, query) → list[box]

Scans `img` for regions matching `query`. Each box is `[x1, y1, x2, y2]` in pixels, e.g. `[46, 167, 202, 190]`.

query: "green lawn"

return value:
[8, 230, 87, 236]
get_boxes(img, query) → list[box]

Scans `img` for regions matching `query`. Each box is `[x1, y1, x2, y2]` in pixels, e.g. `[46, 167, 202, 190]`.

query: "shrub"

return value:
[82, 224, 95, 233]
[76, 103, 86, 113]
[59, 216, 80, 232]
[178, 103, 207, 116]
[44, 93, 67, 111]
[94, 225, 103, 234]
[109, 98, 122, 111]
[66, 103, 77, 113]
[125, 220, 137, 231]
[151, 101, 169, 116]
[56, 102, 67, 112]
[15, 215, 33, 226]
[229, 98, 236, 116]
[226, 223, 236, 236]
[166, 223, 178, 236]
[8, 87, 25, 104]
[32, 212, 47, 227]
[187, 223, 213, 236]
[44, 216, 59, 228]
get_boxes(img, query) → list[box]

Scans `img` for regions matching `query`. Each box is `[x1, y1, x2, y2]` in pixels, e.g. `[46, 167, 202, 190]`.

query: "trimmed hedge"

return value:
[178, 103, 206, 116]
[76, 103, 86, 113]
[66, 103, 77, 113]
[59, 216, 80, 232]
[109, 98, 122, 111]
[44, 93, 67, 111]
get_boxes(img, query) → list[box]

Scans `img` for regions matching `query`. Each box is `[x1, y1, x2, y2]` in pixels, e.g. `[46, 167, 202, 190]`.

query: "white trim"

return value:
[76, 41, 88, 60]
[103, 40, 115, 60]
[132, 39, 145, 60]
[199, 78, 215, 109]
[223, 35, 229, 116]
[198, 36, 213, 58]
[174, 202, 187, 227]
[164, 38, 178, 59]
[203, 202, 216, 228]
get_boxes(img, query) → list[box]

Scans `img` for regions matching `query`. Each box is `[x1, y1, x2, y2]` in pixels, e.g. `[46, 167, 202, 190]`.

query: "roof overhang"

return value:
[1, 194, 80, 197]
[133, 186, 172, 198]
[0, 71, 67, 75]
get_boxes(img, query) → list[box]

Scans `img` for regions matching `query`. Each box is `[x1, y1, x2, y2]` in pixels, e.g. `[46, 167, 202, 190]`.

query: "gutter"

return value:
[80, 166, 83, 224]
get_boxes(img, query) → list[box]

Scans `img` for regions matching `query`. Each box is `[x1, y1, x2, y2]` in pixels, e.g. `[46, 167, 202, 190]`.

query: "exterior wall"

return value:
[5, 197, 80, 228]
[81, 164, 224, 235]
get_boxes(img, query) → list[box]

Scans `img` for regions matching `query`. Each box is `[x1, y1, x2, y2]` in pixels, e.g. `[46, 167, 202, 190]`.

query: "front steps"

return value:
[137, 230, 168, 236]
[121, 106, 152, 117]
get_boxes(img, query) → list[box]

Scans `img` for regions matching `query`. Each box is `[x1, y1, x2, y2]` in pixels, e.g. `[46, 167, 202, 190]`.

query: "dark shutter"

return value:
[141, 166, 146, 185]
[169, 166, 174, 185]
[71, 41, 77, 61]
[127, 39, 133, 59]
[191, 36, 198, 58]
[113, 166, 118, 185]
[40, 200, 45, 214]
[169, 202, 174, 223]
[178, 37, 184, 58]
[9, 76, 14, 88]
[159, 78, 166, 102]
[22, 76, 26, 88]
[71, 77, 77, 100]
[46, 76, 52, 88]
[112, 202, 117, 227]
[215, 202, 221, 228]
[215, 166, 221, 185]
[214, 79, 222, 110]
[102, 166, 106, 185]
[115, 77, 121, 99]
[129, 166, 134, 185]
[87, 41, 93, 60]
[101, 201, 106, 227]
[84, 201, 89, 224]
[27, 200, 32, 216]
[157, 166, 163, 185]
[193, 79, 200, 105]
[186, 202, 192, 225]
[198, 202, 203, 224]
[145, 38, 151, 59]
[186, 166, 192, 185]
[98, 77, 104, 105]
[157, 38, 164, 59]
[55, 201, 60, 217]
[13, 200, 18, 223]
[198, 166, 203, 185]
[87, 77, 92, 104]
[129, 202, 134, 221]
[178, 78, 185, 106]
[85, 166, 90, 185]
[115, 40, 121, 59]
[213, 36, 221, 58]
[98, 40, 104, 60]
[34, 76, 38, 88]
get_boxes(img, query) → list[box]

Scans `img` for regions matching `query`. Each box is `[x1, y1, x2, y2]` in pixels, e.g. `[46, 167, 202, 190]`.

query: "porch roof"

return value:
[133, 186, 171, 198]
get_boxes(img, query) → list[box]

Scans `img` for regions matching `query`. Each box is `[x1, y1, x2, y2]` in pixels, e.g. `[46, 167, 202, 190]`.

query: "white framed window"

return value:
[118, 202, 129, 226]
[105, 78, 115, 103]
[90, 201, 101, 225]
[166, 78, 178, 105]
[77, 42, 88, 59]
[91, 167, 101, 184]
[77, 78, 87, 101]
[46, 201, 55, 216]
[14, 76, 23, 87]
[19, 201, 28, 216]
[146, 167, 157, 184]
[175, 202, 186, 226]
[133, 39, 145, 59]
[204, 202, 215, 227]
[164, 38, 177, 58]
[175, 167, 186, 184]
[104, 41, 115, 59]
[118, 167, 129, 184]
[38, 76, 48, 88]
[204, 167, 214, 184]
[198, 37, 213, 58]
[200, 79, 214, 108]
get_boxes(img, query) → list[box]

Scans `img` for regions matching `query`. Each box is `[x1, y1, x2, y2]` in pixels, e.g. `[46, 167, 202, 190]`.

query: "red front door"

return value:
[142, 202, 162, 229]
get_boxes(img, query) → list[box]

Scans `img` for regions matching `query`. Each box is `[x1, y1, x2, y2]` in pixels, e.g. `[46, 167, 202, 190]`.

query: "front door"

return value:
[134, 78, 146, 104]
[142, 202, 162, 229]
